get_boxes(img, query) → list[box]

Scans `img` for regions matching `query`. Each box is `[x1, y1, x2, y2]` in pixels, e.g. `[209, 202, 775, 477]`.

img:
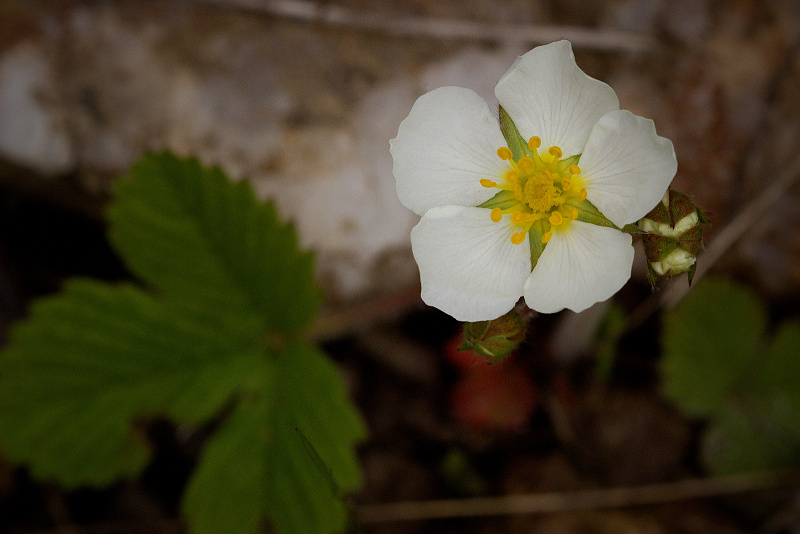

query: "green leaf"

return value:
[0, 279, 268, 486]
[183, 343, 365, 534]
[702, 393, 800, 475]
[703, 321, 800, 475]
[0, 154, 365, 534]
[753, 320, 800, 394]
[108, 152, 319, 338]
[660, 277, 767, 417]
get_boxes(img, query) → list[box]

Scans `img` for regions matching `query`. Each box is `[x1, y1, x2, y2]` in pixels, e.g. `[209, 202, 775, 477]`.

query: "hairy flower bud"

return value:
[459, 308, 526, 361]
[639, 189, 708, 285]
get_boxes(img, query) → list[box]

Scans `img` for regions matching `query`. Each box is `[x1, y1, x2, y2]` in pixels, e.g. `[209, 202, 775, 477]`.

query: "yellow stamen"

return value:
[518, 157, 534, 171]
[510, 232, 526, 245]
[528, 136, 541, 149]
[561, 178, 572, 191]
[578, 188, 587, 201]
[542, 230, 553, 244]
[480, 178, 495, 188]
[511, 212, 523, 224]
[497, 147, 513, 160]
[548, 146, 562, 159]
[505, 170, 518, 184]
[490, 207, 502, 223]
[549, 211, 563, 226]
[514, 184, 523, 201]
[570, 207, 579, 220]
[569, 165, 581, 175]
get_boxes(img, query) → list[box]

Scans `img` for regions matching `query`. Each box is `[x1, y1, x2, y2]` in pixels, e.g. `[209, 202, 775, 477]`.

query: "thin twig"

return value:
[357, 469, 800, 524]
[195, 0, 654, 52]
[306, 285, 423, 341]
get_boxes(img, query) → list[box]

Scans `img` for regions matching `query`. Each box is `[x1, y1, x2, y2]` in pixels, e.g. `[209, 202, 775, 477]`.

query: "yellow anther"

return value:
[569, 165, 581, 175]
[510, 212, 523, 224]
[549, 211, 563, 226]
[480, 178, 496, 188]
[570, 207, 579, 220]
[528, 136, 541, 149]
[561, 178, 572, 191]
[497, 147, 513, 160]
[523, 213, 536, 222]
[578, 188, 587, 201]
[518, 157, 534, 171]
[542, 230, 553, 244]
[490, 207, 503, 223]
[505, 170, 518, 184]
[514, 184, 523, 201]
[510, 232, 526, 245]
[548, 146, 562, 159]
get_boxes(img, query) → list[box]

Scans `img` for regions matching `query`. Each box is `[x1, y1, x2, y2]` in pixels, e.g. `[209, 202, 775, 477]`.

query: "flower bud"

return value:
[459, 308, 526, 362]
[639, 189, 708, 285]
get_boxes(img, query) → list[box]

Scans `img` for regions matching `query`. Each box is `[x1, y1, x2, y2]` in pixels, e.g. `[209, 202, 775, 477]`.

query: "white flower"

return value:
[391, 41, 677, 322]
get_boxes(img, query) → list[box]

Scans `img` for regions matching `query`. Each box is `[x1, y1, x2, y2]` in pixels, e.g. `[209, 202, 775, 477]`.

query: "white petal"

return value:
[411, 205, 531, 322]
[391, 87, 509, 216]
[579, 110, 677, 227]
[523, 222, 633, 314]
[494, 41, 619, 158]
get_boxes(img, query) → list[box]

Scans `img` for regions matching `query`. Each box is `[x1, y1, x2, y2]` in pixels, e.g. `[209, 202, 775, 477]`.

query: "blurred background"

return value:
[1, 0, 800, 532]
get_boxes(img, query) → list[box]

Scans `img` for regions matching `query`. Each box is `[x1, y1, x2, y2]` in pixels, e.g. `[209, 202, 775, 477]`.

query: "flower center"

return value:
[523, 171, 559, 213]
[481, 137, 587, 245]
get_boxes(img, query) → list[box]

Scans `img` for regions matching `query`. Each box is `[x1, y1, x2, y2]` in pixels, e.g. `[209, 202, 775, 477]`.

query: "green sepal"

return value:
[687, 262, 697, 286]
[621, 223, 641, 234]
[666, 189, 700, 225]
[477, 189, 516, 211]
[559, 154, 580, 170]
[566, 198, 618, 229]
[528, 219, 548, 270]
[677, 225, 704, 256]
[460, 309, 526, 362]
[643, 199, 670, 226]
[697, 207, 711, 225]
[645, 262, 659, 289]
[498, 106, 532, 161]
[641, 233, 680, 263]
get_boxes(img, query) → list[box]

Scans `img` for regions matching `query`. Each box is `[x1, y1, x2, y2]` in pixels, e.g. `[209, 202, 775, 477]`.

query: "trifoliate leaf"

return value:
[183, 342, 365, 534]
[661, 277, 766, 417]
[0, 279, 268, 486]
[0, 154, 365, 534]
[108, 152, 319, 338]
